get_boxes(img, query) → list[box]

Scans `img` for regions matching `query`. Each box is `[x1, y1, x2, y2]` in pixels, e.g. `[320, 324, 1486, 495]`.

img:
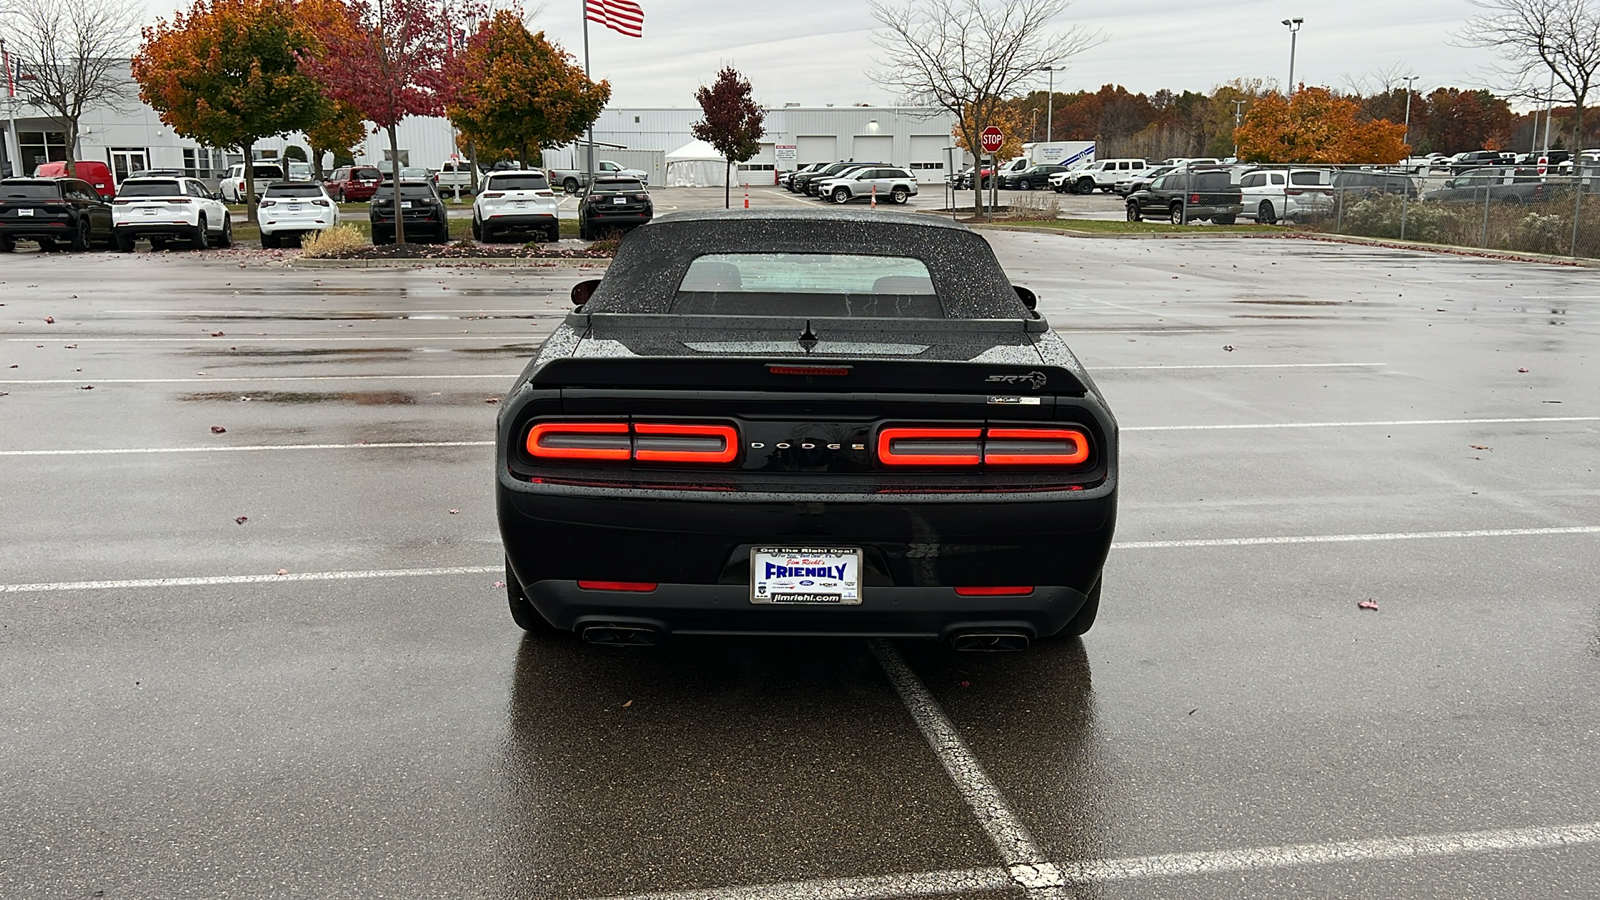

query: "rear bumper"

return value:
[483, 213, 557, 228]
[260, 217, 332, 235]
[0, 221, 73, 239]
[499, 481, 1115, 638]
[113, 222, 198, 238]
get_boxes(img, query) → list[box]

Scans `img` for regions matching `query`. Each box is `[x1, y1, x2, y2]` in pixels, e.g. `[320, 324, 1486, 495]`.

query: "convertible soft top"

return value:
[585, 209, 1030, 320]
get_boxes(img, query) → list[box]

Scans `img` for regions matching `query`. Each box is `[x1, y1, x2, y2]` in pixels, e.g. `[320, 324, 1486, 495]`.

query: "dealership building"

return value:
[2, 70, 962, 187]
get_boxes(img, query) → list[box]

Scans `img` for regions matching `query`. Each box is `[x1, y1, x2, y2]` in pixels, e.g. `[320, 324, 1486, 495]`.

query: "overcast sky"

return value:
[143, 0, 1509, 108]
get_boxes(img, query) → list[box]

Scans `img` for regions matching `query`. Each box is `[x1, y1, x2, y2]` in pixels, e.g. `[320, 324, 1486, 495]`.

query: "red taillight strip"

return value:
[633, 422, 738, 463]
[954, 586, 1034, 596]
[526, 422, 630, 460]
[877, 427, 983, 466]
[577, 581, 657, 592]
[983, 428, 1090, 466]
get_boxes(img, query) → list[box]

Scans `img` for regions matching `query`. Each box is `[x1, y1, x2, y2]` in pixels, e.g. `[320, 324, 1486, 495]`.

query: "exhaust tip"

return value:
[580, 624, 661, 646]
[949, 631, 1031, 652]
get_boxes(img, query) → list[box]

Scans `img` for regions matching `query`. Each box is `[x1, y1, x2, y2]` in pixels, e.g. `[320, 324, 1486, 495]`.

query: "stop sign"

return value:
[980, 126, 1004, 153]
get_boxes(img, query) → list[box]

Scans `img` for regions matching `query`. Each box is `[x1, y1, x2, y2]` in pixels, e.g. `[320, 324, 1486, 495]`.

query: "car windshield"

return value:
[2, 182, 58, 199]
[488, 175, 548, 191]
[118, 180, 184, 197]
[670, 252, 944, 318]
[591, 180, 644, 193]
[265, 184, 324, 197]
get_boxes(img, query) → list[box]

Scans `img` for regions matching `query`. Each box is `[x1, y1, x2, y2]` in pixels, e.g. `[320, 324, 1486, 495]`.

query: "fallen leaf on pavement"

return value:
[1358, 599, 1379, 611]
[1223, 345, 1234, 351]
[1517, 367, 1529, 373]
[211, 425, 227, 434]
[622, 700, 633, 708]
[44, 316, 54, 324]
[275, 568, 289, 576]
[235, 516, 248, 524]
[448, 508, 459, 515]
[1470, 444, 1490, 450]
[210, 331, 225, 337]
[79, 384, 93, 390]
[491, 580, 505, 589]
[484, 397, 499, 403]
[64, 343, 76, 349]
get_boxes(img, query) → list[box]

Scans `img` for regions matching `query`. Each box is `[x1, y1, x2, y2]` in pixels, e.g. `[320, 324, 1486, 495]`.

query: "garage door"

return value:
[909, 135, 950, 183]
[737, 142, 777, 184]
[852, 135, 894, 164]
[797, 135, 836, 165]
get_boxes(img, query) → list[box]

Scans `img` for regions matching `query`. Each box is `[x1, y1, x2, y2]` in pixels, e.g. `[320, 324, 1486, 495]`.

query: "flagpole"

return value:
[583, 0, 594, 190]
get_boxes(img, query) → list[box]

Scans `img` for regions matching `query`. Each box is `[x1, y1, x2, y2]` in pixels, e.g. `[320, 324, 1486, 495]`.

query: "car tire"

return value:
[1062, 577, 1101, 637]
[192, 215, 210, 250]
[1170, 203, 1185, 225]
[1501, 195, 1523, 206]
[891, 188, 909, 204]
[1075, 178, 1095, 195]
[506, 560, 564, 636]
[579, 222, 591, 241]
[1258, 201, 1277, 225]
[0, 235, 13, 253]
[71, 218, 92, 251]
[216, 215, 233, 248]
[832, 187, 850, 204]
[437, 224, 451, 243]
[259, 230, 278, 249]
[1126, 202, 1142, 222]
[546, 224, 560, 243]
[1214, 214, 1237, 225]
[1019, 180, 1033, 191]
[471, 217, 482, 241]
[563, 178, 579, 194]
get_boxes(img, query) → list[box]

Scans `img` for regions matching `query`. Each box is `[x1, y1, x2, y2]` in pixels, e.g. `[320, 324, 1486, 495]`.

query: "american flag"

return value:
[585, 0, 643, 38]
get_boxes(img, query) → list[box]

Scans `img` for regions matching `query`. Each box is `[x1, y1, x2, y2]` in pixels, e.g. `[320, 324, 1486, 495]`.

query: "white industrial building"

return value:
[2, 68, 962, 188]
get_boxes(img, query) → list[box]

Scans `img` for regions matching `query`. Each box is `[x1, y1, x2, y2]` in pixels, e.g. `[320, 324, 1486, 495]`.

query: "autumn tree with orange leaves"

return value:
[445, 11, 610, 170]
[134, 0, 353, 222]
[1234, 87, 1409, 164]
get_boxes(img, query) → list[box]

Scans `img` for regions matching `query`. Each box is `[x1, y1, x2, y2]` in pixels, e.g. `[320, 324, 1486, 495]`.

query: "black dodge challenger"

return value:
[497, 209, 1117, 649]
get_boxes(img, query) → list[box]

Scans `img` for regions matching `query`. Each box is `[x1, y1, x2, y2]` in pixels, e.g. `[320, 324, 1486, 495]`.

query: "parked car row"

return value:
[780, 161, 920, 205]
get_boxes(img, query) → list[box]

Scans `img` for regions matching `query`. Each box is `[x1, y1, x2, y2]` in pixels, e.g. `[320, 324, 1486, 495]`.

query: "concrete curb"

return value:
[967, 222, 1280, 240]
[291, 256, 612, 270]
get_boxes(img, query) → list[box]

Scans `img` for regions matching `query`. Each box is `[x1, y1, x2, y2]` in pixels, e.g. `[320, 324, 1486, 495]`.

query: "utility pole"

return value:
[0, 38, 19, 179]
[1402, 75, 1418, 149]
[1043, 65, 1054, 142]
[1281, 18, 1303, 95]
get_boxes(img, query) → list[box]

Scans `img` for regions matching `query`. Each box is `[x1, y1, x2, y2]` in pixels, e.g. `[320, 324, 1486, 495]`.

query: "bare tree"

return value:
[870, 0, 1100, 218]
[3, 0, 143, 176]
[1459, 0, 1600, 151]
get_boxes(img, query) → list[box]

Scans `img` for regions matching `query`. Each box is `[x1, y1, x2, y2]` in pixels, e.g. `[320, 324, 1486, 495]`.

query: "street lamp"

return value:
[1042, 65, 1054, 142]
[1232, 99, 1246, 158]
[1281, 18, 1303, 95]
[1402, 75, 1419, 148]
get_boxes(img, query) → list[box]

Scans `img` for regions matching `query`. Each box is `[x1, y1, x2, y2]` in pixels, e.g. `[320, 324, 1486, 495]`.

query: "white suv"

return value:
[258, 181, 337, 247]
[1238, 168, 1335, 224]
[472, 170, 560, 243]
[112, 174, 232, 251]
[220, 162, 286, 203]
[1051, 158, 1148, 194]
[815, 166, 920, 204]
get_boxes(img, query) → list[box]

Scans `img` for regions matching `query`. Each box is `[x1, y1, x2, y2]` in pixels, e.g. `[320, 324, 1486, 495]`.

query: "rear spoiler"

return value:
[530, 356, 1087, 396]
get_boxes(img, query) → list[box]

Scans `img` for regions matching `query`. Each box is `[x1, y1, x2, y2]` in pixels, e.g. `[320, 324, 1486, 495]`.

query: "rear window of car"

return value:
[671, 253, 943, 317]
[1193, 172, 1233, 190]
[248, 166, 284, 179]
[117, 180, 184, 197]
[2, 182, 60, 199]
[353, 168, 382, 180]
[487, 174, 548, 191]
[592, 179, 644, 193]
[1289, 171, 1325, 185]
[265, 184, 324, 197]
[378, 183, 436, 198]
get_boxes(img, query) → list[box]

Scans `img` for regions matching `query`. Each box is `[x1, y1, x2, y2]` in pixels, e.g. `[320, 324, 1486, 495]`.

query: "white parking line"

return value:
[0, 565, 501, 594]
[1126, 415, 1600, 432]
[0, 375, 510, 385]
[583, 821, 1600, 900]
[0, 441, 493, 457]
[869, 640, 1057, 892]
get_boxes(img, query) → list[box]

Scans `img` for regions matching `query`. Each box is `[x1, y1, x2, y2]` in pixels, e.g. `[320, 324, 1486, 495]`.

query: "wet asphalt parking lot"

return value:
[2, 228, 1598, 899]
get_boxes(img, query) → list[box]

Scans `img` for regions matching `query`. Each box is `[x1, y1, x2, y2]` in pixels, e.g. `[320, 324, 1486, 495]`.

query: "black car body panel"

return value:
[1127, 170, 1243, 223]
[0, 177, 113, 250]
[496, 209, 1118, 643]
[578, 178, 653, 238]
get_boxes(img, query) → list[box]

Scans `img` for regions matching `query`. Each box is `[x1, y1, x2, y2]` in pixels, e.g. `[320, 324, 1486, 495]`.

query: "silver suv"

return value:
[814, 166, 920, 204]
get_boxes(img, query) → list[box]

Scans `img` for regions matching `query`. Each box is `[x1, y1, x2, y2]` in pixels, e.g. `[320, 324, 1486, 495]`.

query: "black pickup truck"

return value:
[1125, 169, 1243, 224]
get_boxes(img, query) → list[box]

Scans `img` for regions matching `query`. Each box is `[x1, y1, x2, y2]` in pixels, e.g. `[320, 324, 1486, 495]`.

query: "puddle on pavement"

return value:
[1232, 300, 1346, 306]
[1231, 314, 1335, 320]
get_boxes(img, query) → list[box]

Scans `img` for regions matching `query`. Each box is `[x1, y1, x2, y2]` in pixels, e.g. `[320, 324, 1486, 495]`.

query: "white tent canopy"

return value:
[665, 139, 733, 187]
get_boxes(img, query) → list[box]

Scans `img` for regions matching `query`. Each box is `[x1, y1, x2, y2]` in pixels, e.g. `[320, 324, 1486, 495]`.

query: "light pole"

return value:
[1402, 75, 1418, 149]
[1281, 18, 1303, 95]
[0, 38, 18, 179]
[1232, 99, 1246, 158]
[1042, 65, 1054, 142]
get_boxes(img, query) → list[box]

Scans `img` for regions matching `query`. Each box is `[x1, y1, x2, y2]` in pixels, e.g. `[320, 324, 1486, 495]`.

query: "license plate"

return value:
[401, 201, 412, 209]
[751, 547, 862, 605]
[18, 208, 33, 216]
[289, 204, 302, 212]
[142, 208, 157, 216]
[613, 197, 626, 204]
[513, 201, 528, 209]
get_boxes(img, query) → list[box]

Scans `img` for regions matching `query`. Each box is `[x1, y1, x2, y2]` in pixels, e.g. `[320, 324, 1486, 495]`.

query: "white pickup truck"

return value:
[544, 159, 650, 194]
[433, 161, 477, 195]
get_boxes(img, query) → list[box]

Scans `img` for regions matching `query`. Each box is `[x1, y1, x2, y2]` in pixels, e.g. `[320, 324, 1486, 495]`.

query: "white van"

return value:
[1051, 158, 1148, 194]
